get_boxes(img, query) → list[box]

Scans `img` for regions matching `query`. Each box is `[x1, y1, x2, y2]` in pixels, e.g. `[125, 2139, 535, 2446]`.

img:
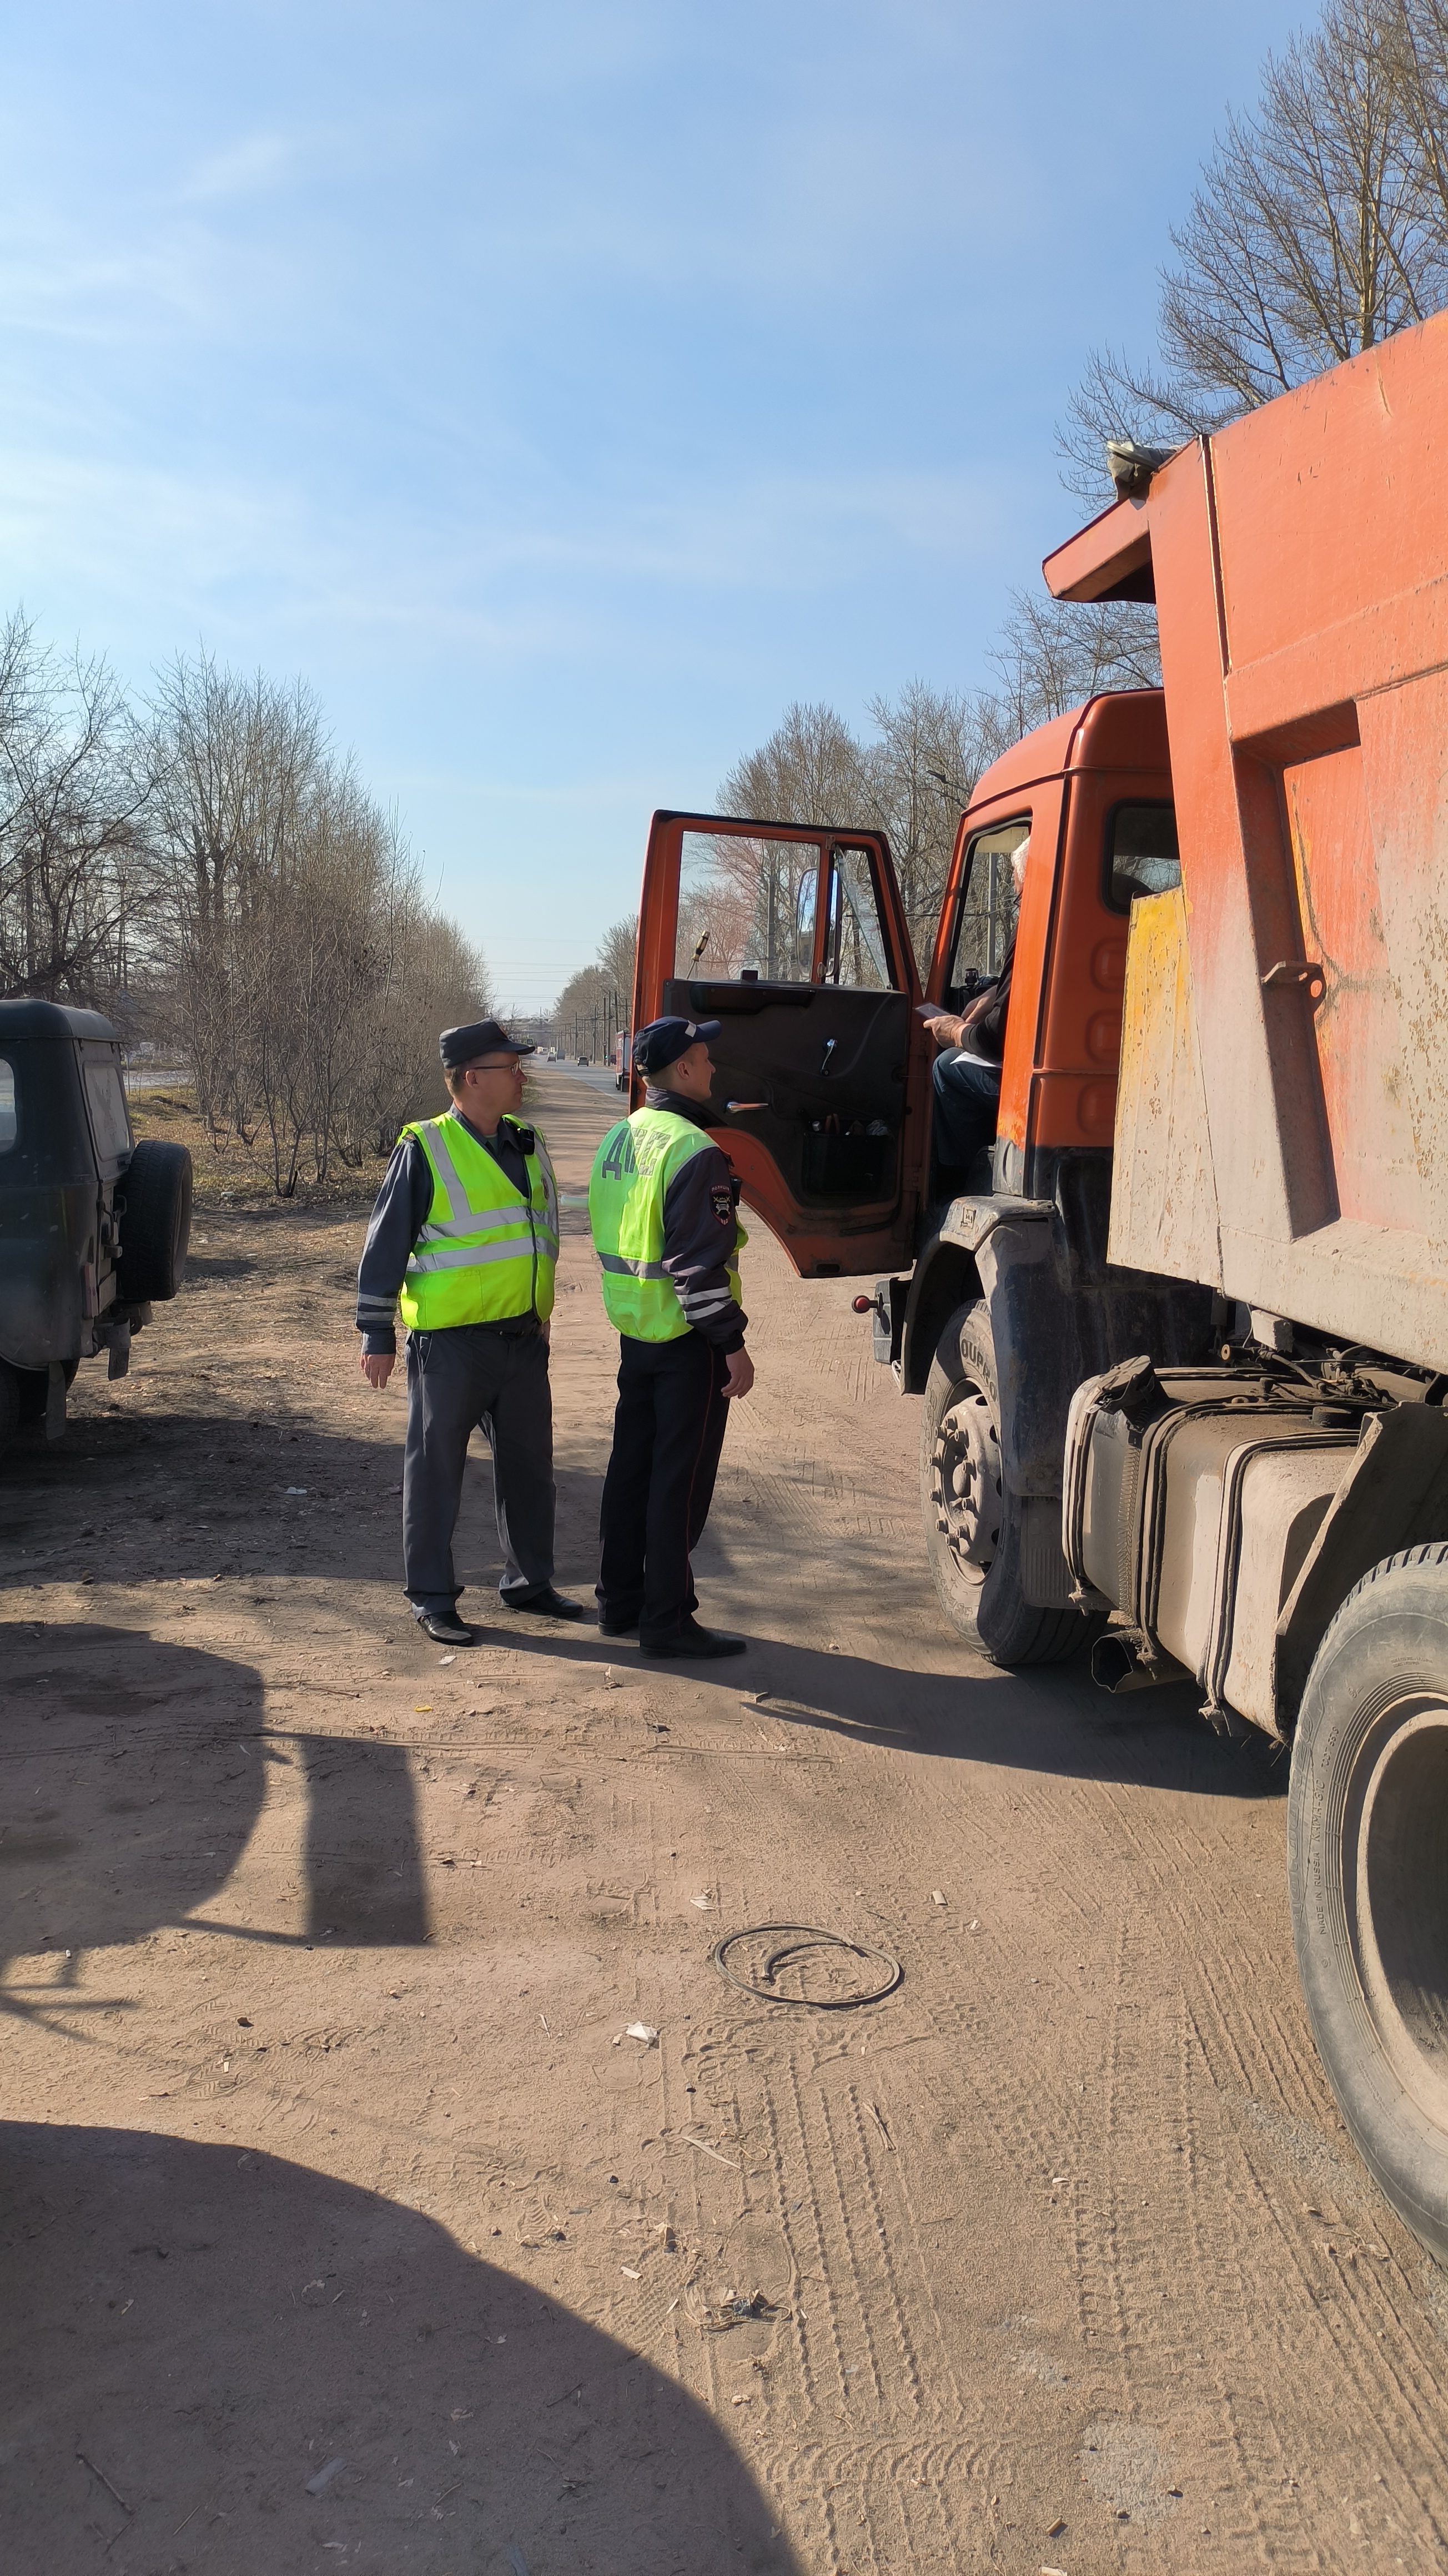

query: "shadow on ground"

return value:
[0, 1407, 604, 1611]
[493, 1623, 1286, 1800]
[0, 1627, 430, 2001]
[1, 2122, 800, 2575]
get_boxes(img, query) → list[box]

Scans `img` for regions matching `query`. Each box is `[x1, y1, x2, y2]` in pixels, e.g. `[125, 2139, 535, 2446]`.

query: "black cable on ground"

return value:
[710, 1921, 903, 2009]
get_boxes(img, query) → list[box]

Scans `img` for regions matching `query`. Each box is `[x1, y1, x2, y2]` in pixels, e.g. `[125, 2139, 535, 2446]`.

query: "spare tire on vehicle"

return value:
[115, 1140, 193, 1302]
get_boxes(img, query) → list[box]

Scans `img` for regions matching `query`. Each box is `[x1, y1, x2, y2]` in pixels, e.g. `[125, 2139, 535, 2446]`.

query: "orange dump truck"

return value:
[632, 311, 1448, 2256]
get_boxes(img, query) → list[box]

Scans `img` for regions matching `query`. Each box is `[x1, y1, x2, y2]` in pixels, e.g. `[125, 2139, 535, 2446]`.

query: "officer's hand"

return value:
[722, 1347, 755, 1400]
[360, 1351, 395, 1390]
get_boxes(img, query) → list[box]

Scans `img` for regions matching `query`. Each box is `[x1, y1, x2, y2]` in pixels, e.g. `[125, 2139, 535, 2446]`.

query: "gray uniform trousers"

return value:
[402, 1321, 556, 1611]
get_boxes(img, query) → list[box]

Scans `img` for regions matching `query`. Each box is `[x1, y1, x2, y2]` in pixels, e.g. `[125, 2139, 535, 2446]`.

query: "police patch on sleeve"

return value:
[711, 1181, 734, 1225]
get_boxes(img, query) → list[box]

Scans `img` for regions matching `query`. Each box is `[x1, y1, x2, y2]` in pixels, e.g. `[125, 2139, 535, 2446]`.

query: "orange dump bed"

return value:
[1045, 311, 1448, 1368]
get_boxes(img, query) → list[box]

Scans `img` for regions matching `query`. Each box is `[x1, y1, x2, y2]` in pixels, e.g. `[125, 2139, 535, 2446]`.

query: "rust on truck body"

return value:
[1045, 310, 1448, 1367]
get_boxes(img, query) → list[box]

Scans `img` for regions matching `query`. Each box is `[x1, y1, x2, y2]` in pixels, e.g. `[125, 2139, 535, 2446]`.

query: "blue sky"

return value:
[2, 1, 1306, 1012]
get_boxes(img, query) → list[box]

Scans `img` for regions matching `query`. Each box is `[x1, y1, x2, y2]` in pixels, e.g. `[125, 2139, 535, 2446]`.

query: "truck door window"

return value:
[946, 818, 1028, 1007]
[822, 844, 895, 988]
[83, 1056, 131, 1165]
[1107, 803, 1180, 909]
[677, 831, 818, 980]
[0, 1058, 14, 1152]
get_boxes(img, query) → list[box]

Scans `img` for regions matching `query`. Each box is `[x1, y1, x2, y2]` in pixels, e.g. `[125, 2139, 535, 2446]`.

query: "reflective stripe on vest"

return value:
[588, 1106, 742, 1342]
[398, 1112, 557, 1330]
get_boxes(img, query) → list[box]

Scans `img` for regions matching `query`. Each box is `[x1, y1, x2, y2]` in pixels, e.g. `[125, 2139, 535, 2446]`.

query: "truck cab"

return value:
[631, 691, 1214, 1659]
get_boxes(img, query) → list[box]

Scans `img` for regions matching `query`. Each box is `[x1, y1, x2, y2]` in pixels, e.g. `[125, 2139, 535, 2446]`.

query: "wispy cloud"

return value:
[180, 129, 300, 205]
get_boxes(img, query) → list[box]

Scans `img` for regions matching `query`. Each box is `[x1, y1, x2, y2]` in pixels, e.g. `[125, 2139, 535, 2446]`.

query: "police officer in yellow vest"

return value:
[590, 1015, 754, 1659]
[356, 1019, 583, 1646]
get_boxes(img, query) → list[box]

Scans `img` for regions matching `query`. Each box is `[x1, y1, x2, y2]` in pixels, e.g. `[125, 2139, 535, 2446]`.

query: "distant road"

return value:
[541, 1060, 627, 1099]
[124, 1064, 189, 1093]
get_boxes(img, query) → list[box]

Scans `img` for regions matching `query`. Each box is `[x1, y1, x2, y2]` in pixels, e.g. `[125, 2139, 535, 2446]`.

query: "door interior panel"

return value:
[664, 975, 909, 1207]
[636, 809, 929, 1270]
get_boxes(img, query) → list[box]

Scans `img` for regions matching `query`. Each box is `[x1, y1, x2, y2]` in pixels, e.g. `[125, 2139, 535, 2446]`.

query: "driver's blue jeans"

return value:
[931, 1047, 1002, 1168]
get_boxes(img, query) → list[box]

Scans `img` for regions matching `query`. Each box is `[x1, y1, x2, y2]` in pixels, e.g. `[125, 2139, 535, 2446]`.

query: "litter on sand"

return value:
[931, 1889, 947, 1906]
[305, 2457, 348, 2496]
[691, 1895, 716, 1910]
[439, 1653, 456, 1666]
[626, 2021, 659, 2045]
[605, 1667, 621, 1688]
[507, 2549, 531, 2576]
[1047, 2519, 1067, 2537]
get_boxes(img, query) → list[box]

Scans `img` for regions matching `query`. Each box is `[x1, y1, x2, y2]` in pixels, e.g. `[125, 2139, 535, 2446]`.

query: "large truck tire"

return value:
[116, 1140, 193, 1302]
[1289, 1546, 1448, 2263]
[920, 1300, 1099, 1668]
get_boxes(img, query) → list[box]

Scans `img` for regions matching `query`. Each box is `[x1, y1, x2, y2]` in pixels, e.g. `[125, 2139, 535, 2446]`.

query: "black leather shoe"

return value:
[639, 1618, 746, 1660]
[598, 1609, 640, 1636]
[415, 1609, 475, 1646]
[501, 1586, 585, 1620]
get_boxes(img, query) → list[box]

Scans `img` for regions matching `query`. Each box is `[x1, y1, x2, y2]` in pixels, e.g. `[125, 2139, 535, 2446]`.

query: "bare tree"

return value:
[863, 681, 989, 969]
[0, 613, 157, 1014]
[553, 963, 625, 1059]
[1060, 0, 1448, 499]
[148, 647, 486, 1189]
[984, 592, 1161, 739]
[596, 914, 638, 1000]
[1390, 0, 1448, 233]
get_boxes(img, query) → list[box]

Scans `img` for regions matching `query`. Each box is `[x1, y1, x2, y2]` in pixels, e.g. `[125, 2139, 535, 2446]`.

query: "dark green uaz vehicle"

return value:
[0, 1000, 192, 1448]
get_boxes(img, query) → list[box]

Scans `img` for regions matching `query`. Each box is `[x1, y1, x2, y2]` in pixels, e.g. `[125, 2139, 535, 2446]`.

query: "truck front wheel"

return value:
[920, 1300, 1095, 1667]
[1289, 1547, 1448, 2262]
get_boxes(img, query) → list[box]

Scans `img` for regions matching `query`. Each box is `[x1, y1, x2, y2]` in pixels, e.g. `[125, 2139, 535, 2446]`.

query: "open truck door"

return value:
[632, 813, 931, 1276]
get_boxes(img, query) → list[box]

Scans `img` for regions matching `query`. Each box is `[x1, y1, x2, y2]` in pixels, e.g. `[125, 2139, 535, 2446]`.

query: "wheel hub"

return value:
[930, 1385, 1002, 1577]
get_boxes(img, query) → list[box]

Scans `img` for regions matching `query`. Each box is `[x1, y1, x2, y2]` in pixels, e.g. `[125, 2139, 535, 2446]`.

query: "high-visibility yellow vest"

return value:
[589, 1105, 743, 1342]
[398, 1111, 558, 1330]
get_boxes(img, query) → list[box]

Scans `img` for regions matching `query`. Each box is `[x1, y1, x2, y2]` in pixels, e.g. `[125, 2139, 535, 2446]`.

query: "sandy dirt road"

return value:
[4, 1065, 1447, 2574]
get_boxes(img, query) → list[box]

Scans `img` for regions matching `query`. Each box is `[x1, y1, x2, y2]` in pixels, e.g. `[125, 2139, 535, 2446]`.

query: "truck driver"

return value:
[918, 831, 1030, 1185]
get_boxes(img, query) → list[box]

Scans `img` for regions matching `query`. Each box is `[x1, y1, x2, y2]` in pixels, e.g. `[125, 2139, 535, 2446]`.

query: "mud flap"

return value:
[1019, 1497, 1075, 1606]
[44, 1361, 66, 1441]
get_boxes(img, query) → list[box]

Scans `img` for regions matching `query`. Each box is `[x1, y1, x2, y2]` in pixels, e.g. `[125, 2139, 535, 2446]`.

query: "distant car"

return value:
[576, 1055, 589, 1065]
[0, 1000, 192, 1448]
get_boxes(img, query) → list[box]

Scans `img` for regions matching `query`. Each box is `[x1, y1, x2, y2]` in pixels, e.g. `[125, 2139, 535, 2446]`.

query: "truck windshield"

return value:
[0, 1058, 13, 1152]
[1108, 803, 1180, 909]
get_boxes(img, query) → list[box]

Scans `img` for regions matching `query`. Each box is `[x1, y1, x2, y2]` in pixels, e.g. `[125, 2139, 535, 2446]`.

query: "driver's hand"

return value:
[918, 1009, 967, 1049]
[360, 1351, 395, 1390]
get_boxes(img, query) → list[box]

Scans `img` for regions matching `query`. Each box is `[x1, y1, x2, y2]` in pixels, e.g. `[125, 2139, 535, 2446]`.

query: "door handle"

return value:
[820, 1038, 837, 1074]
